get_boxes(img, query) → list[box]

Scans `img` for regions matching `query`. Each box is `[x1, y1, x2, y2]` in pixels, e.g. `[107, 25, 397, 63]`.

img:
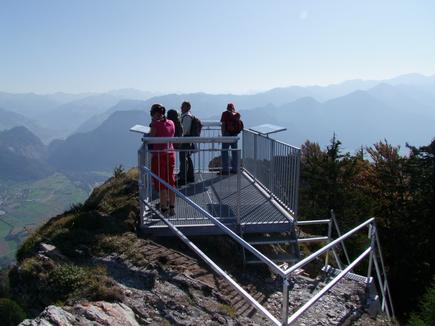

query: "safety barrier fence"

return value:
[138, 136, 242, 225]
[242, 129, 301, 216]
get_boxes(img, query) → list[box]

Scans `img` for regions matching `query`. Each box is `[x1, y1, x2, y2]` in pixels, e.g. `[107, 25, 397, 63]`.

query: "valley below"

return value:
[0, 172, 109, 266]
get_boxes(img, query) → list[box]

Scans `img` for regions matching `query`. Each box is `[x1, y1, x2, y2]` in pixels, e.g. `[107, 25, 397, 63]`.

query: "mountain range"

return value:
[0, 73, 434, 180]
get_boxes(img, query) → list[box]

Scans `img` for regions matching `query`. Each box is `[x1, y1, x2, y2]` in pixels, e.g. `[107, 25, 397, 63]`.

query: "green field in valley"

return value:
[0, 173, 89, 265]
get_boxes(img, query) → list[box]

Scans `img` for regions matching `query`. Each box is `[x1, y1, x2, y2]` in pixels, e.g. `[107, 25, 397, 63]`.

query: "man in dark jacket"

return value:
[220, 103, 242, 174]
[177, 101, 195, 185]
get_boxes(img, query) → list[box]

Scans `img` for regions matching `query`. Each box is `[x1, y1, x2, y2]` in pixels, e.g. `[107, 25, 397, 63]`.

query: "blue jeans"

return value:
[222, 136, 238, 172]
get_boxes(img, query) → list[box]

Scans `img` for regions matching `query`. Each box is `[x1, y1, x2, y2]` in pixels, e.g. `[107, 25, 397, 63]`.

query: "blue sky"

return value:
[1, 0, 435, 94]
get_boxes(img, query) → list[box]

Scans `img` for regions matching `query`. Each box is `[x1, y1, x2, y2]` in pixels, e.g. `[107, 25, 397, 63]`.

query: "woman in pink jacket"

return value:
[149, 104, 176, 216]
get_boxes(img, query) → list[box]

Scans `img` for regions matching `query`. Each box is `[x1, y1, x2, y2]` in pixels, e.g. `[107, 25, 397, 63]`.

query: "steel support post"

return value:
[236, 149, 241, 225]
[281, 278, 290, 326]
[372, 252, 391, 320]
[138, 143, 146, 226]
[254, 133, 258, 182]
[294, 149, 301, 218]
[324, 219, 333, 268]
[270, 140, 275, 195]
[331, 210, 351, 266]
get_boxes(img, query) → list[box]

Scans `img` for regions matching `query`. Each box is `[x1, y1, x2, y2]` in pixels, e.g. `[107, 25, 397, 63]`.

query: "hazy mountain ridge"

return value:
[0, 92, 60, 118]
[0, 89, 157, 142]
[75, 99, 148, 134]
[2, 73, 431, 143]
[48, 75, 435, 174]
[0, 127, 52, 180]
[48, 110, 145, 172]
[0, 107, 54, 143]
[241, 88, 435, 149]
[2, 73, 434, 175]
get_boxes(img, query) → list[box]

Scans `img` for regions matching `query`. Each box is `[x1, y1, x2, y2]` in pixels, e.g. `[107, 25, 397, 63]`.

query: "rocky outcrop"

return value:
[19, 302, 139, 326]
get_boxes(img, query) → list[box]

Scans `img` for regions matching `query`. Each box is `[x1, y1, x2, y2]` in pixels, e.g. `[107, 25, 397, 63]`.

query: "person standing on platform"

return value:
[178, 101, 195, 186]
[220, 103, 243, 174]
[149, 104, 176, 216]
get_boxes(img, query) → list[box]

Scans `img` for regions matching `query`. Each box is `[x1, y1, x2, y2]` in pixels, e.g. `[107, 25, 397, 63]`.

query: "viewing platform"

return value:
[142, 171, 294, 236]
[132, 122, 300, 237]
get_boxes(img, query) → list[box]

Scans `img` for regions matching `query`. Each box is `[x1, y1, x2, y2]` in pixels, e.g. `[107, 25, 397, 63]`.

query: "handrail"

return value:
[141, 136, 238, 144]
[284, 218, 375, 277]
[143, 166, 286, 278]
[296, 219, 330, 225]
[287, 247, 372, 325]
[246, 129, 301, 151]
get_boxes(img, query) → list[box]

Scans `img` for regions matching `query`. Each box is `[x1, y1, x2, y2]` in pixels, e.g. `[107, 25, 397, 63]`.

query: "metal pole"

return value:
[367, 252, 373, 285]
[324, 219, 332, 268]
[374, 224, 395, 318]
[237, 149, 241, 225]
[138, 142, 147, 226]
[270, 140, 275, 196]
[281, 278, 290, 326]
[331, 248, 344, 271]
[372, 252, 391, 320]
[254, 133, 258, 182]
[367, 222, 375, 286]
[294, 149, 301, 218]
[331, 210, 351, 266]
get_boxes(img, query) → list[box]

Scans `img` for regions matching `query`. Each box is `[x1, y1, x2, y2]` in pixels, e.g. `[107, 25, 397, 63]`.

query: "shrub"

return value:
[408, 277, 435, 326]
[49, 264, 87, 300]
[0, 298, 26, 325]
[0, 268, 10, 298]
[68, 202, 84, 214]
[113, 165, 126, 178]
[48, 264, 123, 303]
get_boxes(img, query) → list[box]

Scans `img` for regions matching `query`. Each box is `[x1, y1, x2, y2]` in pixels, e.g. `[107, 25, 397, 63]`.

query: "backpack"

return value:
[226, 112, 244, 135]
[174, 120, 183, 137]
[189, 116, 203, 136]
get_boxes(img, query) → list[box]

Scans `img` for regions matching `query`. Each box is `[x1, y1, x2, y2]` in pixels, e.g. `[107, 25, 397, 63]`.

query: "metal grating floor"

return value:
[142, 171, 294, 235]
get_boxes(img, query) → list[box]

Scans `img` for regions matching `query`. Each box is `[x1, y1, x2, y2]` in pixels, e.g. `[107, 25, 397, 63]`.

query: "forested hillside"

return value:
[298, 136, 435, 322]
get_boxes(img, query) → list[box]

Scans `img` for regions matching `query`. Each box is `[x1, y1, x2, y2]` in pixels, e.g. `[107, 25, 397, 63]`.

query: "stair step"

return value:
[247, 235, 329, 245]
[247, 236, 295, 245]
[322, 265, 372, 284]
[245, 253, 299, 264]
[298, 236, 329, 243]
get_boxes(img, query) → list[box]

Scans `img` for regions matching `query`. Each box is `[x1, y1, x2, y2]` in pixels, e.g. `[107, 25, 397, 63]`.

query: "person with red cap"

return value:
[220, 103, 243, 174]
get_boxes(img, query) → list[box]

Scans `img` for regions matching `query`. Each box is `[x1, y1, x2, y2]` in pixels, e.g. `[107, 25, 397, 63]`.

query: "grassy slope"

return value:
[10, 169, 138, 314]
[0, 174, 88, 262]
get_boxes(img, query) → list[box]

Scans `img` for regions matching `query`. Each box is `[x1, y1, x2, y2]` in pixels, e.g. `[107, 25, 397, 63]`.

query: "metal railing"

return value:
[138, 135, 242, 226]
[283, 217, 395, 325]
[242, 129, 301, 217]
[141, 165, 395, 325]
